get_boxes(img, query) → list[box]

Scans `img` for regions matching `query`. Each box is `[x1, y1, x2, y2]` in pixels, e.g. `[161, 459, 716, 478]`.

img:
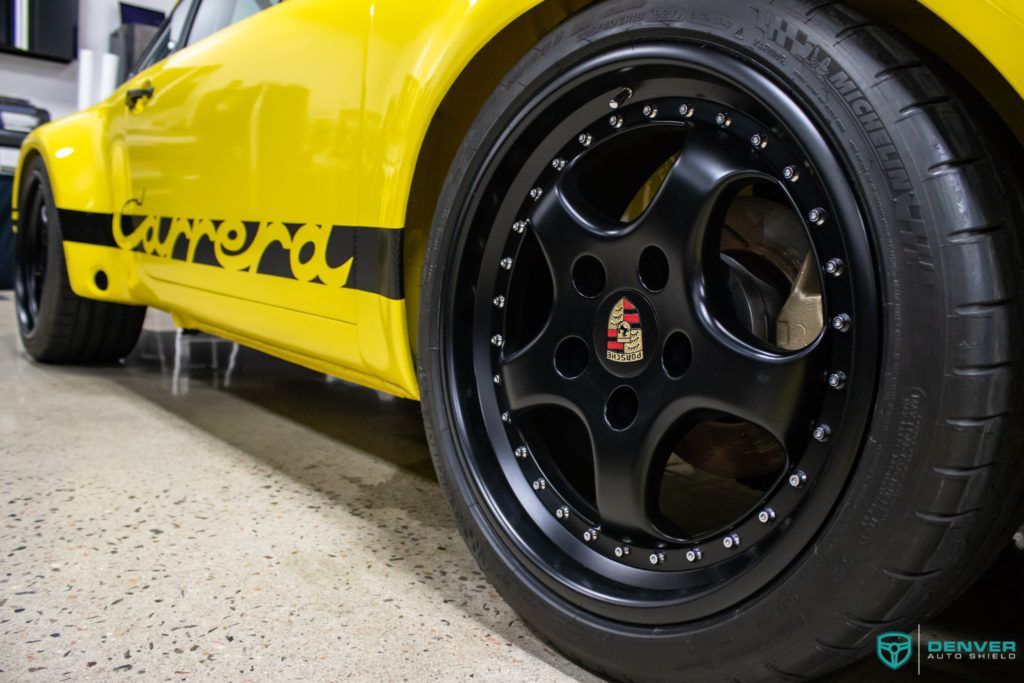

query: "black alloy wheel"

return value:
[14, 174, 50, 335]
[420, 1, 1024, 680]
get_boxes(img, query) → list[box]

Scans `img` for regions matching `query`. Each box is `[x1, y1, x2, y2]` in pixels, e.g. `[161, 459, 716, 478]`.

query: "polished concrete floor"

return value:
[0, 293, 1020, 681]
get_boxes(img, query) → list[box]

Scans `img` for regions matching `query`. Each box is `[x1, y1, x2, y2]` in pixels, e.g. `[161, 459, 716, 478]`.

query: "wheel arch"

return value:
[399, 0, 1024, 357]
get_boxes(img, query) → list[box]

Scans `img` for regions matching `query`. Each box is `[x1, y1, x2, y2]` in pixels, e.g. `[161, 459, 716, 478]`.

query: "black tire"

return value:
[419, 1, 1024, 680]
[14, 156, 145, 363]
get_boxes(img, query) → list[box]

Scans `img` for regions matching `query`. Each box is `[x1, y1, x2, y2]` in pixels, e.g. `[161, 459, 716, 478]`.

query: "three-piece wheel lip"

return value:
[443, 41, 880, 624]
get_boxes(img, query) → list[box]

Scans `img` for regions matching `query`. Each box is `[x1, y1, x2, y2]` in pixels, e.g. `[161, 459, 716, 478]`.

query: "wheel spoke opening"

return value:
[520, 406, 597, 517]
[708, 182, 824, 352]
[657, 415, 787, 538]
[502, 228, 554, 354]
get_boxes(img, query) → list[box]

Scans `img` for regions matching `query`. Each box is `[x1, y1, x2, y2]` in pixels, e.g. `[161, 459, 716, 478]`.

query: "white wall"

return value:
[0, 0, 175, 120]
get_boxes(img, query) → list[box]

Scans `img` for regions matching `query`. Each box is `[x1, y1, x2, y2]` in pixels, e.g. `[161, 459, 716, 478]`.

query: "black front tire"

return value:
[419, 0, 1023, 680]
[15, 156, 145, 364]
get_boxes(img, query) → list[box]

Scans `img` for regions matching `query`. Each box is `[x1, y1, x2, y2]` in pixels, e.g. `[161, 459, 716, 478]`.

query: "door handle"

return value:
[125, 86, 154, 109]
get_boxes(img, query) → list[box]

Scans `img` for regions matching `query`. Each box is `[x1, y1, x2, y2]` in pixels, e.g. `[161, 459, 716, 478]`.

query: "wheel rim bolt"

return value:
[789, 470, 808, 488]
[758, 507, 776, 524]
[530, 187, 543, 201]
[532, 478, 546, 491]
[614, 546, 630, 558]
[827, 371, 847, 389]
[715, 112, 731, 127]
[583, 528, 598, 542]
[608, 87, 633, 110]
[555, 506, 570, 520]
[490, 334, 503, 347]
[493, 374, 501, 385]
[750, 133, 767, 149]
[723, 533, 741, 550]
[812, 424, 832, 443]
[824, 258, 845, 276]
[831, 313, 852, 332]
[551, 158, 566, 171]
[609, 114, 623, 129]
[808, 207, 826, 225]
[678, 103, 694, 118]
[512, 220, 528, 234]
[493, 295, 505, 308]
[686, 547, 702, 563]
[500, 257, 513, 270]
[643, 105, 657, 119]
[649, 552, 665, 565]
[514, 446, 528, 459]
[501, 411, 511, 423]
[578, 132, 592, 146]
[783, 165, 800, 182]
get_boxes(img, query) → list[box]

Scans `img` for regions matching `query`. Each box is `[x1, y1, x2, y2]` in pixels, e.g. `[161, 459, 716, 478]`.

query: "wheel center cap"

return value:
[595, 291, 658, 377]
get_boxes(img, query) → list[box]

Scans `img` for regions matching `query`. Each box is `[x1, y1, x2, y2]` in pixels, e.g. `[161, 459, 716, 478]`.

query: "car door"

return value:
[114, 0, 370, 331]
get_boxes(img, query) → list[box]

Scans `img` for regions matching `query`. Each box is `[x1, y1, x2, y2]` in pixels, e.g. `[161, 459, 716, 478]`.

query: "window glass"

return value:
[187, 0, 282, 46]
[133, 0, 197, 73]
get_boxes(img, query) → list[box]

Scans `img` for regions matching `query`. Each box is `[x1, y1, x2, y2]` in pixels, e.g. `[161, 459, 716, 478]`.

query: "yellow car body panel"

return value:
[11, 0, 1023, 400]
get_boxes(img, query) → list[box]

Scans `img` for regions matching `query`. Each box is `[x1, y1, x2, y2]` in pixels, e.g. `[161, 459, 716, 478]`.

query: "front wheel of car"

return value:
[418, 1, 1024, 679]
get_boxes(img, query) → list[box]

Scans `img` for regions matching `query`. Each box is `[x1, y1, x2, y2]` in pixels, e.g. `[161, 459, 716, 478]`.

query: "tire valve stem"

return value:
[555, 506, 570, 520]
[824, 258, 845, 276]
[789, 470, 808, 488]
[551, 158, 566, 171]
[827, 371, 847, 390]
[649, 552, 665, 566]
[500, 257, 513, 270]
[532, 478, 547, 491]
[493, 295, 505, 308]
[715, 112, 731, 127]
[608, 114, 623, 129]
[812, 424, 832, 443]
[529, 187, 543, 201]
[722, 533, 741, 550]
[758, 507, 777, 524]
[512, 219, 528, 234]
[583, 528, 599, 543]
[831, 313, 852, 333]
[643, 104, 658, 119]
[678, 103, 694, 118]
[578, 132, 592, 147]
[750, 133, 768, 149]
[608, 87, 633, 110]
[686, 547, 703, 563]
[783, 165, 800, 182]
[514, 446, 528, 459]
[808, 207, 827, 225]
[614, 545, 630, 558]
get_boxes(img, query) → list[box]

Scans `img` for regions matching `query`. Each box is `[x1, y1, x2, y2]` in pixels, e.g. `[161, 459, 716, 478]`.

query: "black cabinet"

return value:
[0, 0, 80, 63]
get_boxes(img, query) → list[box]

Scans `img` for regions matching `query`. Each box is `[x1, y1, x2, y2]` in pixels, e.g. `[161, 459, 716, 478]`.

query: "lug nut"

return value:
[643, 104, 658, 119]
[609, 114, 623, 129]
[812, 424, 832, 443]
[678, 103, 694, 118]
[758, 507, 777, 524]
[827, 371, 847, 390]
[514, 446, 527, 459]
[614, 546, 630, 558]
[649, 552, 665, 565]
[824, 258, 845, 276]
[529, 187, 543, 201]
[512, 220, 528, 234]
[723, 533, 741, 550]
[685, 547, 703, 563]
[808, 207, 826, 225]
[783, 165, 800, 182]
[789, 470, 808, 488]
[532, 478, 546, 491]
[750, 133, 767, 149]
[608, 87, 633, 110]
[578, 132, 592, 146]
[555, 506, 570, 520]
[831, 313, 852, 332]
[715, 112, 731, 127]
[583, 528, 599, 542]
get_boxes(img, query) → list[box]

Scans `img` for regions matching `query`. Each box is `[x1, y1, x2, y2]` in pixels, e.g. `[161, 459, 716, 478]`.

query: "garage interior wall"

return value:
[0, 0, 174, 120]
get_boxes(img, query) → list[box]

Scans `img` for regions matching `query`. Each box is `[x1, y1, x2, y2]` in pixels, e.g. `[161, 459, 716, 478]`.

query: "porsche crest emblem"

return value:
[606, 297, 644, 363]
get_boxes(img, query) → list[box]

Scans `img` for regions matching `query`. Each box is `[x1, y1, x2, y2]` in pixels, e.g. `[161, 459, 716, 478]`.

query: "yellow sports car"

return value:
[11, 0, 1024, 679]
